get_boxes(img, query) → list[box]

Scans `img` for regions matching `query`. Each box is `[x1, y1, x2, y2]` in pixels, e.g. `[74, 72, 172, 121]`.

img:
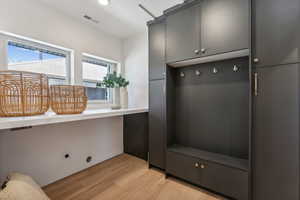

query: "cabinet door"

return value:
[253, 64, 300, 200]
[201, 0, 249, 56]
[149, 20, 166, 80]
[166, 3, 201, 63]
[254, 0, 300, 67]
[149, 80, 166, 169]
[200, 161, 248, 200]
[166, 151, 202, 185]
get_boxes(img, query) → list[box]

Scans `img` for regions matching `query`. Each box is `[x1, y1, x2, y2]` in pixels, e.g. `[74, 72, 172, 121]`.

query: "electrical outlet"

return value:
[86, 156, 92, 163]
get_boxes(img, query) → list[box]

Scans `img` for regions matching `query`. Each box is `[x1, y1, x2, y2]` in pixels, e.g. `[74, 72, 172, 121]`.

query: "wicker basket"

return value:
[50, 85, 87, 115]
[0, 71, 49, 117]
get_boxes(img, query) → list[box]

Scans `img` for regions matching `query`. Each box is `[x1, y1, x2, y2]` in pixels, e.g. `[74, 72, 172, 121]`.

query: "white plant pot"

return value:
[111, 87, 121, 110]
[120, 87, 128, 109]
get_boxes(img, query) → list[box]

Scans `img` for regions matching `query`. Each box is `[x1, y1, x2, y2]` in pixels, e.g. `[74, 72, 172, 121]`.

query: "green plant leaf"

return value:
[96, 71, 129, 88]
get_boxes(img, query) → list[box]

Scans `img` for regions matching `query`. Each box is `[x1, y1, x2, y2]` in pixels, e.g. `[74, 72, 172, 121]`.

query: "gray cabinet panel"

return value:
[166, 4, 201, 63]
[149, 20, 166, 80]
[200, 160, 248, 200]
[124, 113, 148, 161]
[166, 151, 202, 185]
[254, 0, 300, 67]
[167, 149, 248, 200]
[253, 64, 300, 200]
[201, 0, 249, 56]
[149, 80, 166, 169]
[174, 57, 249, 159]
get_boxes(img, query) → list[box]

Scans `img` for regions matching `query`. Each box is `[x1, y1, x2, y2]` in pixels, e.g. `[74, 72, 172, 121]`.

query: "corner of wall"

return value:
[121, 31, 149, 108]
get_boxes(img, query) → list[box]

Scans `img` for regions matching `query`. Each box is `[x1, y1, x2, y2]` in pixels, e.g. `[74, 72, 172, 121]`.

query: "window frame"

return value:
[82, 53, 119, 105]
[0, 31, 124, 109]
[0, 32, 72, 84]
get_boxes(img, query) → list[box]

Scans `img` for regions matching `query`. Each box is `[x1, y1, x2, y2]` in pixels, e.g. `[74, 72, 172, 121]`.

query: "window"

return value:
[82, 55, 117, 102]
[6, 38, 71, 85]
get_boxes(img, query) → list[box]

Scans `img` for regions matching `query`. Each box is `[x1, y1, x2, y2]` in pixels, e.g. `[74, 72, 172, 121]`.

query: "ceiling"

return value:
[38, 0, 184, 39]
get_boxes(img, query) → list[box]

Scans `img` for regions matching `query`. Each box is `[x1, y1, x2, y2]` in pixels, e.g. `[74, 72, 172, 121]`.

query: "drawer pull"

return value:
[195, 163, 206, 169]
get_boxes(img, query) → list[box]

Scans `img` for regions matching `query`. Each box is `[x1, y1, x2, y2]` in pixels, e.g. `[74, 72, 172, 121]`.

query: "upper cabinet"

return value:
[166, 3, 201, 63]
[201, 0, 249, 57]
[253, 0, 300, 67]
[149, 19, 166, 80]
[166, 0, 249, 64]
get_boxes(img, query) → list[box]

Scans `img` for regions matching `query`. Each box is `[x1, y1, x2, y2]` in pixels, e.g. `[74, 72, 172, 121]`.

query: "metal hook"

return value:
[195, 70, 201, 76]
[213, 67, 218, 74]
[180, 72, 185, 78]
[233, 65, 239, 72]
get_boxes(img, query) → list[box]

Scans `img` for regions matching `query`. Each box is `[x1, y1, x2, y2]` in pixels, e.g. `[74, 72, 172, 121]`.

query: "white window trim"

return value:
[0, 31, 73, 84]
[84, 79, 113, 105]
[82, 53, 120, 67]
[82, 53, 121, 106]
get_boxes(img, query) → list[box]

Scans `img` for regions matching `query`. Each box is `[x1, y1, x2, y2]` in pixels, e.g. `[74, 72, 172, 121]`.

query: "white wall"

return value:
[0, 0, 150, 186]
[0, 0, 125, 186]
[123, 32, 149, 108]
[0, 118, 123, 186]
[0, 0, 123, 84]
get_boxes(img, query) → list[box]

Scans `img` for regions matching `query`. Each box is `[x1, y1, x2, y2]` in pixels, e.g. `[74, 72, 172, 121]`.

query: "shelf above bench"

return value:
[168, 144, 249, 171]
[0, 108, 148, 131]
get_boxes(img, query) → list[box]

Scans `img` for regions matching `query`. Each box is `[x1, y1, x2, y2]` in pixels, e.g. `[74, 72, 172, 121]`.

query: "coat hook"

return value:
[233, 65, 239, 72]
[213, 67, 218, 74]
[180, 72, 185, 78]
[195, 70, 201, 76]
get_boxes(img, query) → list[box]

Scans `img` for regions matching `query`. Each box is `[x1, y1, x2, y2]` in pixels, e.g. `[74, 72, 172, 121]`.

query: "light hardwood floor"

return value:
[44, 154, 225, 200]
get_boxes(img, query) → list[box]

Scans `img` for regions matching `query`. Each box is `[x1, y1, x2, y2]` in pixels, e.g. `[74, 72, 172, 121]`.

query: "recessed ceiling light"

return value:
[98, 0, 110, 6]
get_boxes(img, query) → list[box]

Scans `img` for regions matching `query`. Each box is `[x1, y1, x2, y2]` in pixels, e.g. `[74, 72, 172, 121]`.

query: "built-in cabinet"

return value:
[149, 0, 250, 199]
[148, 18, 167, 170]
[253, 64, 300, 200]
[166, 57, 250, 200]
[148, 0, 300, 199]
[166, 0, 249, 64]
[167, 146, 249, 200]
[252, 0, 300, 199]
[253, 0, 300, 67]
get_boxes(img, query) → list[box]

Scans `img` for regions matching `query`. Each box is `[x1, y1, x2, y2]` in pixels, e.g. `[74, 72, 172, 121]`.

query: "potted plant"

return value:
[97, 72, 129, 109]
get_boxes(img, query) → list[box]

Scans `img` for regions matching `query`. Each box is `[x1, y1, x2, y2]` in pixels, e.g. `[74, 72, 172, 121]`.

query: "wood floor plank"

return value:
[43, 154, 225, 200]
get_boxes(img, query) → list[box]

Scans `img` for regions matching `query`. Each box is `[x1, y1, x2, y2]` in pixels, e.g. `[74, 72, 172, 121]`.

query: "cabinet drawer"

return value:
[166, 151, 201, 185]
[166, 151, 248, 200]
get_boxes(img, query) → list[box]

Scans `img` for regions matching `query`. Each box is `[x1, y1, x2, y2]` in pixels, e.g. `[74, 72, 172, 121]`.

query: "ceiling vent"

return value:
[83, 15, 99, 24]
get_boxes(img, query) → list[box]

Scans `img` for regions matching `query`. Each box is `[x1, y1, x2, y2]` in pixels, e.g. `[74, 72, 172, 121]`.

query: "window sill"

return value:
[0, 107, 148, 131]
[87, 100, 112, 110]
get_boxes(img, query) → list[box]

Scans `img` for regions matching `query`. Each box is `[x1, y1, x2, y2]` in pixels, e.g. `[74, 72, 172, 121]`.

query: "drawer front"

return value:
[166, 151, 201, 185]
[166, 151, 248, 200]
[200, 161, 248, 200]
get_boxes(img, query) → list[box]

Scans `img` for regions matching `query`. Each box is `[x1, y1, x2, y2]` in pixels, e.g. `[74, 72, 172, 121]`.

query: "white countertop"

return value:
[0, 108, 148, 130]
